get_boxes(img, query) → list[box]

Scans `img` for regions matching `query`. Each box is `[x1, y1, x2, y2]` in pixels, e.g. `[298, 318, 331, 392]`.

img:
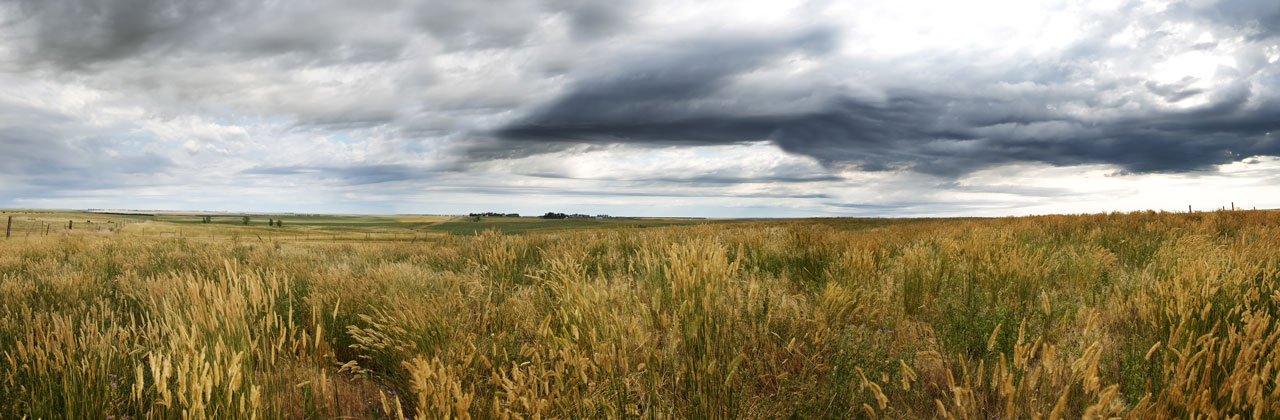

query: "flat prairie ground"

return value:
[1, 209, 1278, 419]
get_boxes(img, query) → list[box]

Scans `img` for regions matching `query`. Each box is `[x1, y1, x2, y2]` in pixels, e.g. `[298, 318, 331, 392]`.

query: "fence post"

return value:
[5, 216, 10, 239]
[68, 220, 73, 230]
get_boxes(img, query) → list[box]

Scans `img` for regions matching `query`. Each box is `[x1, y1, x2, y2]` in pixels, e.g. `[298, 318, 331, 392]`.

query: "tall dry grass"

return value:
[1, 210, 1278, 419]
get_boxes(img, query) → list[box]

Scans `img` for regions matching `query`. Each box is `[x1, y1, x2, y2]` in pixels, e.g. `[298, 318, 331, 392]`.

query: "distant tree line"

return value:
[469, 212, 520, 217]
[540, 212, 595, 219]
[230, 216, 283, 227]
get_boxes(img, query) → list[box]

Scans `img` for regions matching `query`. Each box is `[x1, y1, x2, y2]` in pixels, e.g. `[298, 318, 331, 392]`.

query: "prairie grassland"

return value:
[1, 210, 1279, 419]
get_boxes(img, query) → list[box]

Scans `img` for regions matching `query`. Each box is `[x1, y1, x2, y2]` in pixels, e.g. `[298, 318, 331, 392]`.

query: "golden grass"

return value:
[1, 209, 1278, 418]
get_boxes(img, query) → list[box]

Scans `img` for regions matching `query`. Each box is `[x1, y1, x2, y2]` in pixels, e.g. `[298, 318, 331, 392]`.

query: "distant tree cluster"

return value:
[540, 212, 594, 219]
[469, 212, 520, 217]
[200, 216, 212, 223]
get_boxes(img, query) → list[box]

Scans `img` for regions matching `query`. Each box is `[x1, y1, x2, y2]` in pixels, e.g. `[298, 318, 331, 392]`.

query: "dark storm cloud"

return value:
[497, 28, 835, 138]
[495, 18, 1280, 176]
[551, 0, 636, 41]
[520, 170, 841, 184]
[648, 174, 841, 184]
[9, 0, 238, 68]
[1145, 79, 1205, 103]
[503, 88, 1280, 175]
[1180, 0, 1280, 40]
[7, 0, 424, 72]
[410, 0, 635, 50]
[8, 0, 640, 70]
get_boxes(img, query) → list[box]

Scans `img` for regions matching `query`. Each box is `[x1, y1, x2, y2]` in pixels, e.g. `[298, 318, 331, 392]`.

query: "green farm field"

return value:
[1, 209, 1279, 419]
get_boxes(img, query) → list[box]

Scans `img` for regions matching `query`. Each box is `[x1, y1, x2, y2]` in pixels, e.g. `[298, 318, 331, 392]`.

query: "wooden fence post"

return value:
[68, 220, 73, 230]
[5, 216, 10, 239]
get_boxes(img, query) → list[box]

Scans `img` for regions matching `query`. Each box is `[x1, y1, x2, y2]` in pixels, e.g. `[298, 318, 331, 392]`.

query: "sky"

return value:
[1, 0, 1278, 217]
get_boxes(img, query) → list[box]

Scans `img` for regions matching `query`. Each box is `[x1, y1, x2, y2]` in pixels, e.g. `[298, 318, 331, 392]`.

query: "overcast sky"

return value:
[1, 0, 1278, 217]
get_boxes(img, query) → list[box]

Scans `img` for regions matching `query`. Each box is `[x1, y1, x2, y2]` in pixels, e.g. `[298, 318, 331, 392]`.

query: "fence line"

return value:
[1, 223, 431, 244]
[0, 217, 136, 240]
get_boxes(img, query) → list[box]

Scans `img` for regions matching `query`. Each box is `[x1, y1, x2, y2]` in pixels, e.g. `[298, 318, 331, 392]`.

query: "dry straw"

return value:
[1, 209, 1278, 418]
